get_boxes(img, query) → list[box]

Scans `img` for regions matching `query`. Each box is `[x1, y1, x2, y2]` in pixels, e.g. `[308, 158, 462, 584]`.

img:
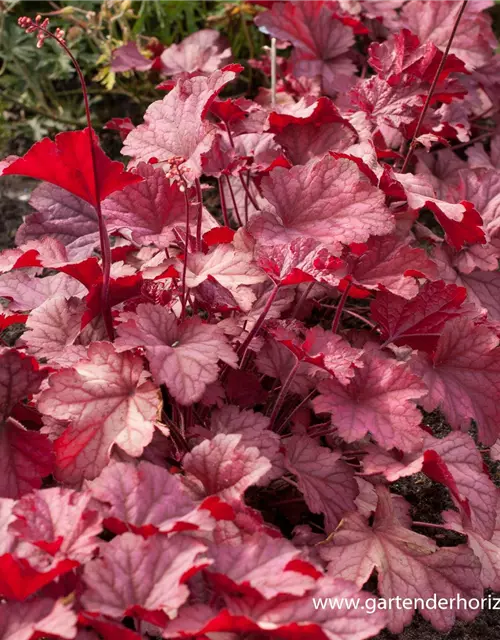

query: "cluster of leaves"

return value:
[3, 1, 500, 639]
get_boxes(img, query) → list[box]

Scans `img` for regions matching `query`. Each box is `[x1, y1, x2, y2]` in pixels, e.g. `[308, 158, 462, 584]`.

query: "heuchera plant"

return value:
[2, 1, 500, 638]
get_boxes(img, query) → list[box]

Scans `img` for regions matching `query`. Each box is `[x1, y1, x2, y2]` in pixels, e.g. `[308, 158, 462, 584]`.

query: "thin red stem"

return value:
[292, 281, 314, 318]
[237, 283, 280, 362]
[244, 170, 251, 224]
[380, 332, 441, 349]
[218, 177, 230, 227]
[25, 20, 114, 339]
[276, 388, 316, 434]
[450, 131, 493, 152]
[225, 121, 235, 148]
[161, 410, 189, 453]
[412, 521, 453, 532]
[180, 185, 191, 321]
[239, 172, 259, 213]
[225, 174, 242, 227]
[195, 178, 203, 251]
[269, 359, 300, 427]
[331, 283, 351, 333]
[400, 0, 468, 173]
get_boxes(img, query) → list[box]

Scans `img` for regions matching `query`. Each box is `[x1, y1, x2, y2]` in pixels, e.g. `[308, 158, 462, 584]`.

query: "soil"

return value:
[0, 175, 35, 250]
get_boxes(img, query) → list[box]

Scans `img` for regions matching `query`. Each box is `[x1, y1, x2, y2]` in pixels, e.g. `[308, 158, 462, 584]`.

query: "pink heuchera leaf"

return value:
[349, 73, 427, 136]
[183, 433, 272, 501]
[0, 418, 54, 500]
[401, 0, 497, 70]
[453, 269, 500, 321]
[431, 244, 500, 320]
[3, 128, 142, 208]
[37, 342, 161, 483]
[256, 237, 346, 288]
[255, 1, 357, 95]
[89, 460, 214, 536]
[268, 96, 357, 165]
[255, 338, 313, 396]
[0, 271, 85, 311]
[352, 0, 400, 28]
[81, 532, 208, 621]
[313, 346, 427, 452]
[77, 615, 141, 640]
[410, 316, 500, 445]
[219, 575, 387, 640]
[421, 432, 497, 539]
[265, 321, 361, 384]
[22, 296, 86, 363]
[368, 28, 468, 86]
[0, 349, 52, 498]
[0, 555, 77, 602]
[0, 599, 77, 640]
[101, 162, 192, 247]
[0, 238, 70, 274]
[10, 487, 102, 562]
[320, 486, 482, 633]
[346, 234, 438, 299]
[249, 155, 394, 250]
[111, 42, 153, 72]
[160, 29, 231, 76]
[208, 405, 283, 483]
[299, 326, 364, 385]
[362, 431, 497, 540]
[0, 349, 45, 421]
[186, 243, 266, 288]
[122, 66, 242, 181]
[284, 435, 358, 531]
[0, 312, 27, 332]
[208, 532, 317, 598]
[443, 495, 500, 591]
[371, 280, 467, 351]
[16, 183, 100, 261]
[104, 117, 135, 142]
[361, 443, 424, 482]
[115, 303, 237, 405]
[395, 172, 485, 250]
[0, 498, 15, 556]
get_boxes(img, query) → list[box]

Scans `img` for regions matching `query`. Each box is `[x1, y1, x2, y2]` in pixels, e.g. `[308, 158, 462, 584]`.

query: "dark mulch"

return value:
[0, 175, 35, 250]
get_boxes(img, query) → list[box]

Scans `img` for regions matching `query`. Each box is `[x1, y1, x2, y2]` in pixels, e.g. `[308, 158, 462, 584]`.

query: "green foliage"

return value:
[0, 0, 267, 155]
[131, 0, 209, 43]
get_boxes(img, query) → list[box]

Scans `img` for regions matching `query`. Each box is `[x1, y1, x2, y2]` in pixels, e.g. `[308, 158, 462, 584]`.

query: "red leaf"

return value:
[3, 128, 142, 208]
[0, 554, 77, 600]
[371, 280, 467, 351]
[203, 226, 236, 246]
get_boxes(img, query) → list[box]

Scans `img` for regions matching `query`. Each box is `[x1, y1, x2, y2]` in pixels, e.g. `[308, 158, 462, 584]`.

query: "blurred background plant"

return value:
[0, 0, 266, 155]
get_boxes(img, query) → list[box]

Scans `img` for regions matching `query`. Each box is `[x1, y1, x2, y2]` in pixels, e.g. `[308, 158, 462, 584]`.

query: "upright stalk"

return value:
[19, 17, 114, 339]
[195, 178, 203, 251]
[400, 0, 468, 173]
[218, 177, 230, 227]
[331, 282, 351, 333]
[225, 175, 242, 227]
[269, 359, 300, 428]
[243, 170, 251, 224]
[271, 37, 277, 109]
[180, 185, 191, 321]
[238, 172, 259, 213]
[276, 388, 316, 434]
[237, 283, 280, 362]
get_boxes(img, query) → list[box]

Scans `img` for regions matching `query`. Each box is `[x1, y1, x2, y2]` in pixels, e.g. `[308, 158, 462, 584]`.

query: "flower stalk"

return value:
[18, 15, 115, 339]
